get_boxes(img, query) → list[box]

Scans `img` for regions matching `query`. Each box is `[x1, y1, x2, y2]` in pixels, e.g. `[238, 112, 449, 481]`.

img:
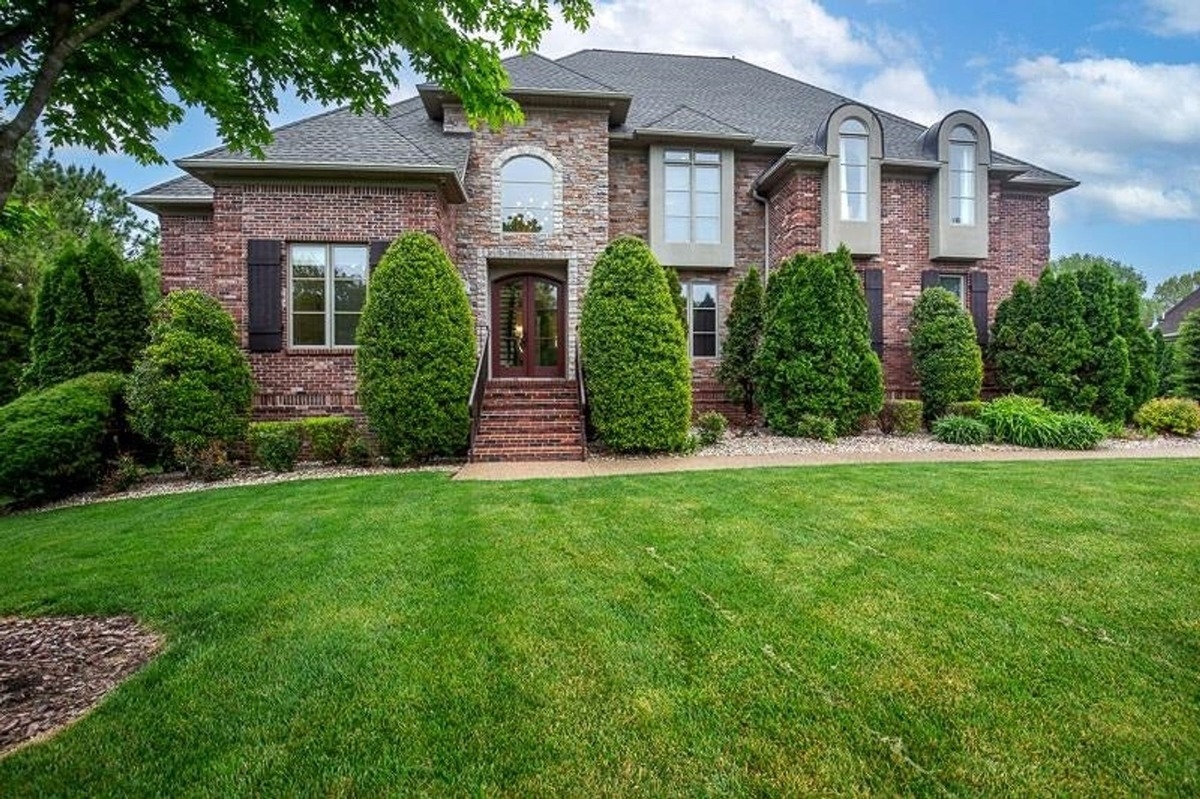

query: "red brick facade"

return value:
[156, 111, 1055, 422]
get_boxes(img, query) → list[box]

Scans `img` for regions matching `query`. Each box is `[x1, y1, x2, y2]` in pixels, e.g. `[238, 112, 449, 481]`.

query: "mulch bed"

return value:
[0, 616, 161, 758]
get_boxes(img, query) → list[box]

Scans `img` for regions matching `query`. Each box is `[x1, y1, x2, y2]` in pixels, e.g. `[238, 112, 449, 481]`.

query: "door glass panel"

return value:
[534, 280, 560, 368]
[497, 280, 525, 369]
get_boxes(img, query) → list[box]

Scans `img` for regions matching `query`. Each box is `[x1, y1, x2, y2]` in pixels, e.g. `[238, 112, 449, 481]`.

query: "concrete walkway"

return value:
[454, 444, 1200, 481]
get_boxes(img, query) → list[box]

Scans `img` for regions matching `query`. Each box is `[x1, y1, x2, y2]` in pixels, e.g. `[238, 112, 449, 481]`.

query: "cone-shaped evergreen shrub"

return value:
[1119, 281, 1158, 409]
[754, 247, 883, 436]
[0, 257, 31, 405]
[717, 266, 764, 415]
[127, 290, 253, 470]
[911, 287, 983, 421]
[356, 233, 475, 463]
[22, 235, 149, 391]
[1177, 310, 1200, 400]
[1154, 329, 1177, 397]
[580, 236, 691, 452]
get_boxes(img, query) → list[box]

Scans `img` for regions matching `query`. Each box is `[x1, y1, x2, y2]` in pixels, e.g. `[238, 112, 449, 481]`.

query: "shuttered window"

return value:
[289, 244, 369, 348]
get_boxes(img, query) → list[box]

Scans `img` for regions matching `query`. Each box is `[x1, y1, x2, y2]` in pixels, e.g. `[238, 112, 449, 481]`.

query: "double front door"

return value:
[491, 274, 565, 378]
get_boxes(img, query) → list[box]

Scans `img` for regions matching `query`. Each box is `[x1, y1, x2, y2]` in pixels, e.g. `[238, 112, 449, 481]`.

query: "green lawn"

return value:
[0, 461, 1197, 796]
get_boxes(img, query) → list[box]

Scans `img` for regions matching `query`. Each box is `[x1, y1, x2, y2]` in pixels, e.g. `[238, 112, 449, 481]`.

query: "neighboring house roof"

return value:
[132, 48, 1077, 212]
[1159, 287, 1200, 339]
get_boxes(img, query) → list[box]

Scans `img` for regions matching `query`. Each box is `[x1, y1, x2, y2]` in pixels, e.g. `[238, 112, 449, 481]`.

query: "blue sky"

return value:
[59, 0, 1199, 289]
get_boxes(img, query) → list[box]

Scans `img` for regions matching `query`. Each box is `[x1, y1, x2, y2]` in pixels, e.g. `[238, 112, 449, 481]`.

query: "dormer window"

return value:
[500, 155, 553, 233]
[949, 125, 977, 226]
[839, 119, 869, 222]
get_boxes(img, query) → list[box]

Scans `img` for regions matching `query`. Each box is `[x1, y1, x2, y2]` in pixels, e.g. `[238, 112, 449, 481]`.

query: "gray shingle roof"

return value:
[1159, 287, 1200, 338]
[129, 173, 213, 201]
[135, 48, 1075, 208]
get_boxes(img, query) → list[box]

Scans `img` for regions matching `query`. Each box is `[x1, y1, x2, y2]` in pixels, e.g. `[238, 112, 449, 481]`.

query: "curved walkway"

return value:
[454, 441, 1200, 481]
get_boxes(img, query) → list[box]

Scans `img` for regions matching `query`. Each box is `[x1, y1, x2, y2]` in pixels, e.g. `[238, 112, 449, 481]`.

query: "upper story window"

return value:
[838, 118, 869, 222]
[501, 156, 553, 233]
[949, 125, 977, 226]
[664, 149, 721, 244]
[290, 243, 368, 347]
[680, 280, 718, 358]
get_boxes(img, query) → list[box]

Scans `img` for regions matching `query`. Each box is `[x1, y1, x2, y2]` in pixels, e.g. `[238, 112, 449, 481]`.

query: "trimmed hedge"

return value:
[249, 421, 304, 472]
[127, 291, 253, 474]
[880, 399, 923, 435]
[932, 415, 991, 446]
[0, 372, 125, 506]
[755, 248, 883, 436]
[304, 416, 357, 463]
[356, 233, 475, 463]
[580, 237, 692, 452]
[1134, 397, 1200, 436]
[979, 395, 1107, 450]
[910, 287, 982, 421]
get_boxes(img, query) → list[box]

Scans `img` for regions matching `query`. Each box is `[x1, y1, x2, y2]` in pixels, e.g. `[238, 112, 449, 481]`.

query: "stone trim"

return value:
[930, 110, 992, 260]
[820, 104, 883, 256]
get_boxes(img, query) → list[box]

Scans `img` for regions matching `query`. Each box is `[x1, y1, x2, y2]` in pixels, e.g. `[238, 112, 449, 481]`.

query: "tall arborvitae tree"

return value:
[1075, 263, 1131, 423]
[717, 267, 764, 415]
[21, 236, 149, 392]
[910, 286, 983, 421]
[1153, 329, 1177, 398]
[755, 247, 883, 436]
[0, 256, 33, 404]
[1118, 280, 1158, 408]
[1176, 311, 1200, 400]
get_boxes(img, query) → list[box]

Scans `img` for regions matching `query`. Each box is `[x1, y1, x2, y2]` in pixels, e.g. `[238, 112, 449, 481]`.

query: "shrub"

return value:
[0, 372, 125, 506]
[794, 414, 838, 442]
[880, 399, 923, 435]
[717, 267, 764, 414]
[1178, 310, 1200, 400]
[22, 236, 149, 392]
[663, 264, 688, 334]
[304, 416, 357, 463]
[696, 411, 728, 446]
[127, 290, 253, 474]
[932, 415, 991, 446]
[580, 237, 692, 452]
[101, 454, 147, 494]
[1134, 397, 1200, 436]
[946, 400, 984, 418]
[755, 247, 883, 436]
[249, 421, 303, 472]
[345, 435, 373, 467]
[980, 395, 1106, 450]
[356, 233, 475, 463]
[1118, 281, 1158, 410]
[910, 287, 982, 421]
[0, 256, 31, 405]
[1154, 329, 1177, 398]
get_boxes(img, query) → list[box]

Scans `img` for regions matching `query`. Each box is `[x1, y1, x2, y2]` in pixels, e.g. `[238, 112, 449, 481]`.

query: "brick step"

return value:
[480, 407, 581, 419]
[473, 434, 583, 447]
[483, 392, 580, 403]
[476, 425, 582, 437]
[471, 450, 584, 463]
[480, 400, 581, 411]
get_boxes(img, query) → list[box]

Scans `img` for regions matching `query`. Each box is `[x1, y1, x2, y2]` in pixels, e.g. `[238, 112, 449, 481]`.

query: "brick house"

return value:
[132, 49, 1076, 460]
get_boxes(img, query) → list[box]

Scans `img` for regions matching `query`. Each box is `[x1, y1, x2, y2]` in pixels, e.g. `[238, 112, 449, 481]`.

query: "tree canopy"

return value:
[1152, 270, 1200, 316]
[1048, 252, 1157, 326]
[0, 0, 593, 206]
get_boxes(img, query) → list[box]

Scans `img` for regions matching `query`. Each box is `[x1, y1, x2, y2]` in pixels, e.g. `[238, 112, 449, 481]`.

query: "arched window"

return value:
[839, 118, 869, 222]
[949, 125, 977, 226]
[500, 156, 553, 233]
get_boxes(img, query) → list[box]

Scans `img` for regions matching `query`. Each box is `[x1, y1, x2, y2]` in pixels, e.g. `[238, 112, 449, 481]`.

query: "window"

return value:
[664, 149, 721, 244]
[949, 125, 977, 226]
[290, 244, 368, 347]
[680, 280, 718, 358]
[839, 118, 869, 222]
[501, 156, 553, 233]
[939, 274, 965, 303]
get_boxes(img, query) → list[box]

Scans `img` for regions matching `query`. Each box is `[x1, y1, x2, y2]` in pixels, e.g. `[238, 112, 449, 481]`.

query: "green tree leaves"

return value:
[911, 287, 983, 421]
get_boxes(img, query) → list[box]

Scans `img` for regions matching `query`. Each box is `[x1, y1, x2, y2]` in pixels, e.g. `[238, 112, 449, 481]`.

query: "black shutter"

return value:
[368, 240, 391, 277]
[862, 268, 884, 358]
[921, 270, 940, 291]
[969, 270, 990, 345]
[246, 239, 282, 352]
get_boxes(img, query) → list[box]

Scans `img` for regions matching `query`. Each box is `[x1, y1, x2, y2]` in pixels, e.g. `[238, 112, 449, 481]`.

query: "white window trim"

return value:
[648, 146, 736, 268]
[838, 120, 870, 223]
[664, 149, 722, 245]
[938, 273, 966, 305]
[491, 146, 564, 237]
[288, 242, 369, 349]
[499, 155, 555, 234]
[681, 279, 720, 359]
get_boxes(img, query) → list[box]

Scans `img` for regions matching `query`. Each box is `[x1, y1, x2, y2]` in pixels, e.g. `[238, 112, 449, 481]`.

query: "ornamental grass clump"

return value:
[932, 415, 991, 446]
[980, 395, 1106, 450]
[356, 233, 475, 464]
[580, 237, 691, 452]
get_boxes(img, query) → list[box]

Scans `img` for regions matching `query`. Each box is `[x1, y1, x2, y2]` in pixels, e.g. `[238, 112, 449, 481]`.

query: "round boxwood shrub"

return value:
[356, 233, 475, 463]
[755, 247, 883, 436]
[580, 236, 691, 452]
[932, 415, 991, 446]
[127, 290, 254, 474]
[0, 372, 126, 507]
[1134, 397, 1200, 436]
[911, 287, 982, 421]
[22, 236, 149, 392]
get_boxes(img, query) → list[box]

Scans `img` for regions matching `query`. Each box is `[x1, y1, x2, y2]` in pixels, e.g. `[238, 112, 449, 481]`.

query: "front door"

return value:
[491, 275, 565, 378]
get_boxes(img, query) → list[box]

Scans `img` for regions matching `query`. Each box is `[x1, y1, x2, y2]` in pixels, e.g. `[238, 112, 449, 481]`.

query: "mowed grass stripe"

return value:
[0, 460, 1196, 796]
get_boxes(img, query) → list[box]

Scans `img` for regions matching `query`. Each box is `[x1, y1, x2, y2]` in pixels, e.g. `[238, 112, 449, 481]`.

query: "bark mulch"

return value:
[0, 616, 161, 758]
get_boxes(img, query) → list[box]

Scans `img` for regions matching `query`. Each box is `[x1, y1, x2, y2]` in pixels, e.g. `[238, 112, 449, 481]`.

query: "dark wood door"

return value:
[491, 275, 565, 378]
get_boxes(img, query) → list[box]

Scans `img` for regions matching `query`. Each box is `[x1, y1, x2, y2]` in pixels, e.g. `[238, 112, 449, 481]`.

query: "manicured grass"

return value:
[0, 460, 1198, 796]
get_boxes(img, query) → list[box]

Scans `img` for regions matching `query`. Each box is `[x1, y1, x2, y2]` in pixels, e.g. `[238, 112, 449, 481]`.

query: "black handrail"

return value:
[574, 332, 587, 455]
[468, 328, 490, 456]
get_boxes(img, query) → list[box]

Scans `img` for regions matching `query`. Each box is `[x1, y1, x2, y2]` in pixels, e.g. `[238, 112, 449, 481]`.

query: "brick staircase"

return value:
[469, 379, 586, 462]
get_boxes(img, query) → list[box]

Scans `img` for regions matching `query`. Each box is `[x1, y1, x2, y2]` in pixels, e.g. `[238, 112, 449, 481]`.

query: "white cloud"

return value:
[856, 64, 942, 125]
[1145, 0, 1200, 35]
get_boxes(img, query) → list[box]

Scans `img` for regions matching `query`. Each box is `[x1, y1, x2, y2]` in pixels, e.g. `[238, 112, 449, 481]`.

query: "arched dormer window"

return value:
[500, 155, 553, 233]
[820, 104, 883, 255]
[949, 125, 977, 226]
[839, 118, 870, 222]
